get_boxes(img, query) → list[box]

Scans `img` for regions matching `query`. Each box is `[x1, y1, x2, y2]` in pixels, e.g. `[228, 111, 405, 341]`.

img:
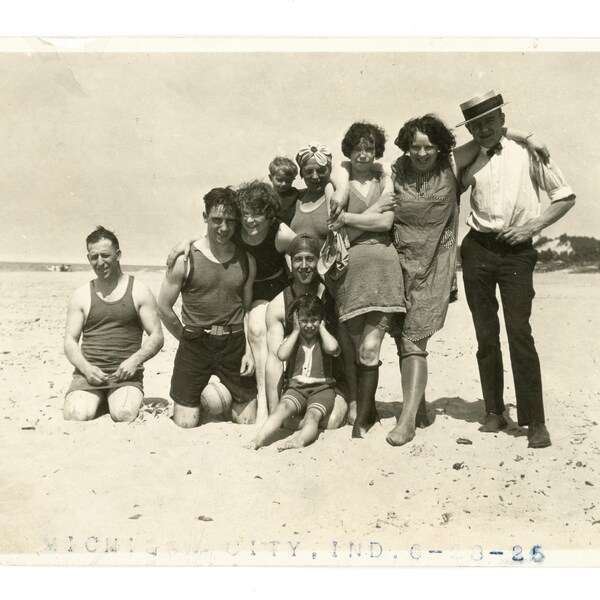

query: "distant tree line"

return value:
[535, 234, 600, 265]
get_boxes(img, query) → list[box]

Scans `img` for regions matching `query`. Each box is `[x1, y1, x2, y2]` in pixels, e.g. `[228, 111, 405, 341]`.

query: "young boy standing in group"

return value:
[268, 156, 300, 226]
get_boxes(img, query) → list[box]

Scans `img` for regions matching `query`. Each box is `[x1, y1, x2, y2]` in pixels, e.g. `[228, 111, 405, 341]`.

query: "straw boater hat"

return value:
[456, 90, 510, 127]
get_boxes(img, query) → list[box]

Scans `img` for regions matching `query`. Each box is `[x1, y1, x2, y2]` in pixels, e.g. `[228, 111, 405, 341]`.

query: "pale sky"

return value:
[1, 40, 598, 265]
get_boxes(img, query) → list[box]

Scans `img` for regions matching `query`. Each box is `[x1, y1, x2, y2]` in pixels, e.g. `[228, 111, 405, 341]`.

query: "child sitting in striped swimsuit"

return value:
[245, 294, 340, 452]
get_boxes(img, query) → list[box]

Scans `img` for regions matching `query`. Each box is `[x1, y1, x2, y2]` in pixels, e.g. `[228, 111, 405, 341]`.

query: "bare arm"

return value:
[332, 209, 394, 233]
[274, 222, 297, 254]
[329, 162, 351, 218]
[277, 312, 301, 362]
[166, 236, 202, 269]
[240, 255, 257, 377]
[318, 322, 341, 356]
[454, 129, 550, 172]
[505, 128, 550, 164]
[453, 139, 480, 172]
[277, 332, 300, 362]
[157, 257, 186, 340]
[331, 169, 395, 231]
[64, 287, 109, 386]
[113, 282, 165, 382]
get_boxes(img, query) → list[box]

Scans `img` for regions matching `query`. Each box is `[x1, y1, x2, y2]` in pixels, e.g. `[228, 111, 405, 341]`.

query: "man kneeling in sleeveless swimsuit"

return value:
[63, 226, 164, 422]
[158, 187, 258, 428]
[264, 234, 348, 430]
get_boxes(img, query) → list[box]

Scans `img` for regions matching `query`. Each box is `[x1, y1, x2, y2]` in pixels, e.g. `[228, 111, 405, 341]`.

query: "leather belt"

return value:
[200, 323, 244, 336]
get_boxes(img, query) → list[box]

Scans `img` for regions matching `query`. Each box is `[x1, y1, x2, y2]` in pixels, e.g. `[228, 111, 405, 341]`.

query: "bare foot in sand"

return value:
[244, 439, 261, 450]
[386, 422, 416, 447]
[277, 436, 305, 452]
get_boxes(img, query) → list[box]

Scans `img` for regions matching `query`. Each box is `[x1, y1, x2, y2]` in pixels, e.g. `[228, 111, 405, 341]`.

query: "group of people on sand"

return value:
[63, 90, 575, 452]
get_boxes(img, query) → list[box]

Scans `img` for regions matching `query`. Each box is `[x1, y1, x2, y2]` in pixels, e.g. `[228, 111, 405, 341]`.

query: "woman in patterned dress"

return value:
[383, 114, 548, 447]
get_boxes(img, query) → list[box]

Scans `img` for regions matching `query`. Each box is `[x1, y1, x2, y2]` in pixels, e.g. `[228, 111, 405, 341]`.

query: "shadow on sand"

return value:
[378, 397, 525, 438]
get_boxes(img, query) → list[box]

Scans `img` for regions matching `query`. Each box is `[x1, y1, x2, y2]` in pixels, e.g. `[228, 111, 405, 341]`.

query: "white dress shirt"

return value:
[461, 137, 575, 233]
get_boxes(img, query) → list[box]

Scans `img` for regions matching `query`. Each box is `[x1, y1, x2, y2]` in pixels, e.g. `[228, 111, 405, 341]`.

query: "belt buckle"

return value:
[212, 324, 231, 336]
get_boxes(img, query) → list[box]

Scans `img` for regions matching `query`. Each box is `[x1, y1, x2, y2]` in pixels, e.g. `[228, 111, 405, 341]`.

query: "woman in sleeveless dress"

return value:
[328, 122, 405, 438]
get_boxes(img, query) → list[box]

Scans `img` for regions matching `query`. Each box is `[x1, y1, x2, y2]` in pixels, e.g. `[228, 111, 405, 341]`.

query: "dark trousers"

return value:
[460, 230, 544, 426]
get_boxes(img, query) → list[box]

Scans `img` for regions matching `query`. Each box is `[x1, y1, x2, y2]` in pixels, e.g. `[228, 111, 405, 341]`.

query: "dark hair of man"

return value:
[288, 293, 325, 323]
[269, 156, 298, 178]
[394, 114, 457, 161]
[237, 180, 281, 219]
[341, 121, 387, 159]
[204, 186, 239, 217]
[86, 226, 120, 250]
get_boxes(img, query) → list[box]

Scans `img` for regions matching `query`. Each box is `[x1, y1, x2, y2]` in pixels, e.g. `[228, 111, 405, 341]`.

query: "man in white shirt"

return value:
[457, 90, 575, 449]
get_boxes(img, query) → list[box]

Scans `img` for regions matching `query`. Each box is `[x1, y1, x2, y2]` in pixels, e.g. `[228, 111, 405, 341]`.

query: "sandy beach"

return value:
[1, 268, 599, 566]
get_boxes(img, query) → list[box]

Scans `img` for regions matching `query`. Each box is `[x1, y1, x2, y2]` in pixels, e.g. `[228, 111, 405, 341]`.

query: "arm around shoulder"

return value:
[275, 221, 297, 254]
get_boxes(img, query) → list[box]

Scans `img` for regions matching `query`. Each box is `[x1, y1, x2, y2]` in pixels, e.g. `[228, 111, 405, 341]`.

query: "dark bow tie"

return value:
[486, 142, 502, 157]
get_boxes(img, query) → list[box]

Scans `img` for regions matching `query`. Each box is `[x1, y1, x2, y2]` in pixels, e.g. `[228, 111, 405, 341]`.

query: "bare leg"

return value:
[244, 398, 297, 449]
[63, 390, 104, 421]
[172, 402, 201, 428]
[278, 409, 322, 452]
[265, 349, 284, 415]
[320, 394, 348, 430]
[387, 336, 429, 447]
[247, 301, 269, 426]
[232, 398, 257, 425]
[292, 393, 347, 431]
[338, 323, 358, 425]
[107, 386, 144, 423]
[394, 334, 430, 428]
[416, 392, 431, 428]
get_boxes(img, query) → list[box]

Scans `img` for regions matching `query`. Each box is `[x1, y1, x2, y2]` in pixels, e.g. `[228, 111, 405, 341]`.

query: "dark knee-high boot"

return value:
[352, 362, 380, 439]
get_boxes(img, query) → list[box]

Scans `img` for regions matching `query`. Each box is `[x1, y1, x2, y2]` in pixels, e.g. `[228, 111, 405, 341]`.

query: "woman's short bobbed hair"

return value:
[236, 180, 281, 219]
[341, 121, 387, 159]
[394, 114, 456, 161]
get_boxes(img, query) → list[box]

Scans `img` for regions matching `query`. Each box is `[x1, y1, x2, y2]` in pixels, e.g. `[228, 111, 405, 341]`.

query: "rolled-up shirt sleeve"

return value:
[531, 157, 576, 203]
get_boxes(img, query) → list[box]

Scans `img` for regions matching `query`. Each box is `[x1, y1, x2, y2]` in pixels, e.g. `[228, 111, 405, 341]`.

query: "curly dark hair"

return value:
[394, 114, 456, 161]
[203, 186, 238, 217]
[236, 180, 281, 219]
[341, 121, 387, 159]
[86, 226, 119, 250]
